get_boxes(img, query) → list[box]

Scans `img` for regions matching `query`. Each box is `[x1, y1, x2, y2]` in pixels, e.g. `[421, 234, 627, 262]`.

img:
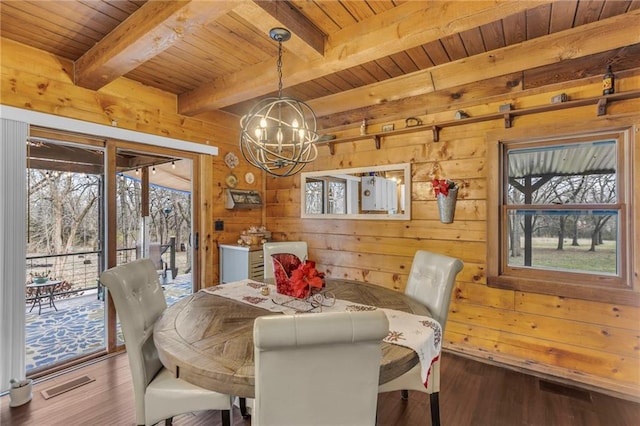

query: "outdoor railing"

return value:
[25, 238, 177, 301]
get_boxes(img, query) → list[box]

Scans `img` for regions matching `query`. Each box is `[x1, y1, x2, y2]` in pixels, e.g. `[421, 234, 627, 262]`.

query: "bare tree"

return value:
[585, 174, 615, 252]
[549, 176, 587, 250]
[28, 170, 98, 276]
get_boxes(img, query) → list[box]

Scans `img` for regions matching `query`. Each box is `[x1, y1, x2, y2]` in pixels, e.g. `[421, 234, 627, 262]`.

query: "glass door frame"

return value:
[8, 106, 215, 379]
[25, 127, 108, 377]
[105, 139, 201, 352]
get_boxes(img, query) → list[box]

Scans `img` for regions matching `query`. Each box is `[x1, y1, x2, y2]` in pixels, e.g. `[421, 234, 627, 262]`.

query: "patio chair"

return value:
[378, 250, 464, 426]
[253, 310, 389, 426]
[100, 259, 232, 426]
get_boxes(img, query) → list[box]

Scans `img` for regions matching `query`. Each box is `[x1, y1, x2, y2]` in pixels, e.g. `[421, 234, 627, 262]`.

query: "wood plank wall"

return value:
[264, 75, 640, 399]
[2, 36, 639, 399]
[0, 37, 259, 286]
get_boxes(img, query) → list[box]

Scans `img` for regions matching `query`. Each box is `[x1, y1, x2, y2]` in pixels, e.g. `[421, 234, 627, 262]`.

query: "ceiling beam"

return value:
[232, 0, 325, 61]
[74, 0, 237, 91]
[308, 10, 640, 118]
[178, 0, 555, 115]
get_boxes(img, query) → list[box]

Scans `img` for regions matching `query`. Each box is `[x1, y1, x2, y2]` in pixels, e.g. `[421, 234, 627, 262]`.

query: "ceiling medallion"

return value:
[239, 28, 319, 178]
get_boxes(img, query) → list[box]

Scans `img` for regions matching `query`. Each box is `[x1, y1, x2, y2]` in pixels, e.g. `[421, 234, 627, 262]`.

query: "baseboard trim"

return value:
[443, 345, 640, 403]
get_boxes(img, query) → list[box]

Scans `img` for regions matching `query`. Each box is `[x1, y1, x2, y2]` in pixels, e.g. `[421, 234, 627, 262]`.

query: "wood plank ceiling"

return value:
[1, 0, 639, 128]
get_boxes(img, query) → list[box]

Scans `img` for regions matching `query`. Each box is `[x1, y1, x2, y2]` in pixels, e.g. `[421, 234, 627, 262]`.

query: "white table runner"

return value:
[202, 279, 441, 387]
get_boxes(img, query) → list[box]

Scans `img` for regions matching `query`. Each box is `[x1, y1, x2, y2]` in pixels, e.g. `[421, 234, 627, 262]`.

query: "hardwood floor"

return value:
[2, 351, 638, 425]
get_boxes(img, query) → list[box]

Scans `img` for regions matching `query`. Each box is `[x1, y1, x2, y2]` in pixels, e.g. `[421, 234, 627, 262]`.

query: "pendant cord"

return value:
[277, 40, 283, 98]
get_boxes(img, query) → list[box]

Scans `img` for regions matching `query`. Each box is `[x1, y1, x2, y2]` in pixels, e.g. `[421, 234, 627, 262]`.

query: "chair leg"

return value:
[239, 397, 250, 418]
[430, 392, 440, 426]
[220, 409, 231, 426]
[400, 389, 409, 400]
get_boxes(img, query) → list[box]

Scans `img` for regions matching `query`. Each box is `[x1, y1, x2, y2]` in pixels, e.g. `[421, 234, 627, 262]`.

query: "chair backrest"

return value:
[99, 258, 166, 425]
[136, 243, 164, 270]
[262, 241, 307, 280]
[253, 310, 389, 426]
[404, 250, 464, 330]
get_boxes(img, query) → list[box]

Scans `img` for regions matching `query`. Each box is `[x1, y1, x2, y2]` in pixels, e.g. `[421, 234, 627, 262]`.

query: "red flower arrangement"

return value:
[290, 260, 325, 298]
[432, 179, 457, 197]
[272, 254, 325, 299]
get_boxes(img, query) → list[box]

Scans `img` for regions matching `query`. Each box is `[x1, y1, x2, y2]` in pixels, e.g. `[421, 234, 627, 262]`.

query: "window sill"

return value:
[487, 275, 640, 307]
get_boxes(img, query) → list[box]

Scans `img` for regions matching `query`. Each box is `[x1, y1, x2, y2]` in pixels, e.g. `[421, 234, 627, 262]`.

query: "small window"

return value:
[488, 129, 634, 300]
[305, 178, 324, 215]
[305, 177, 348, 215]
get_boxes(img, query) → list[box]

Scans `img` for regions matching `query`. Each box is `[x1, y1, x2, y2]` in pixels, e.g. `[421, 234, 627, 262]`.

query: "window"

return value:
[487, 129, 635, 303]
[304, 177, 350, 215]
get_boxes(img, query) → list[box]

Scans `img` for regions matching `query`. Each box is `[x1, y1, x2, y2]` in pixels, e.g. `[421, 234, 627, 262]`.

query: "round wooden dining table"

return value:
[153, 279, 431, 399]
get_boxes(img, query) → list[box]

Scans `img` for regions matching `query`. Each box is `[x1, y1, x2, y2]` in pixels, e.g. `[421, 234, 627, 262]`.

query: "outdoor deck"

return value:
[25, 274, 192, 372]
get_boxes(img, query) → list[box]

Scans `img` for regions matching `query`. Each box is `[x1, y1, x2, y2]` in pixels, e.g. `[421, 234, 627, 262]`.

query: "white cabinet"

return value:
[219, 245, 264, 283]
[361, 176, 398, 212]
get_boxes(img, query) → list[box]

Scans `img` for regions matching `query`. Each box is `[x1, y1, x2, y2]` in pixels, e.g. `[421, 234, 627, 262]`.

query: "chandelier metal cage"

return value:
[240, 28, 319, 177]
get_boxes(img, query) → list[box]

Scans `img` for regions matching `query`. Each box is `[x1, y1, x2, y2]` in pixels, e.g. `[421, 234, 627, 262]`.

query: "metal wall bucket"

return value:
[437, 187, 458, 223]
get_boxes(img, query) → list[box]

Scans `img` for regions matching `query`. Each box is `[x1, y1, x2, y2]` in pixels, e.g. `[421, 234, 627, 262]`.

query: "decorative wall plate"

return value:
[225, 173, 238, 188]
[224, 152, 239, 169]
[244, 172, 255, 184]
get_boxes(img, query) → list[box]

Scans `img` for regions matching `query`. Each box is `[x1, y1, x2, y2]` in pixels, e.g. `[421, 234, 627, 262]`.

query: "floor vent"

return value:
[41, 375, 95, 400]
[539, 380, 592, 403]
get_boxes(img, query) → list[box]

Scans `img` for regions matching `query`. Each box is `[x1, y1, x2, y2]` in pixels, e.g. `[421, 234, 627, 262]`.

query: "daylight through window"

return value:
[492, 130, 632, 292]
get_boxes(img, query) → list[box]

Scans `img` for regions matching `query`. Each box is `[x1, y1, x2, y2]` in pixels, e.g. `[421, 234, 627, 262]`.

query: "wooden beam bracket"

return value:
[432, 126, 441, 142]
[373, 135, 381, 149]
[596, 98, 607, 116]
[504, 113, 513, 128]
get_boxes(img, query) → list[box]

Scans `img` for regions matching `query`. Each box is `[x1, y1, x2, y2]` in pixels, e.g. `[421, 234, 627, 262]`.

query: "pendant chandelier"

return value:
[240, 28, 319, 177]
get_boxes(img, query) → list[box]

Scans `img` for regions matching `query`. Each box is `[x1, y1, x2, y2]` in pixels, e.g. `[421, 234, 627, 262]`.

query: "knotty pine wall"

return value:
[264, 74, 640, 399]
[2, 37, 639, 399]
[0, 37, 261, 286]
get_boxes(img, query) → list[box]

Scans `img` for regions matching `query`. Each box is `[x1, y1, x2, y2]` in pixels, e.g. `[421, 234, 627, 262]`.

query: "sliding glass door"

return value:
[24, 130, 200, 375]
[25, 133, 106, 374]
[112, 148, 195, 344]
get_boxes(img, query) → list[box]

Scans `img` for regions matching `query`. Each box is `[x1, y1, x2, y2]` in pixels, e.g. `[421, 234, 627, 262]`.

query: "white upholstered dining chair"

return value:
[253, 310, 389, 426]
[262, 241, 308, 280]
[378, 250, 464, 426]
[100, 259, 233, 426]
[237, 241, 308, 417]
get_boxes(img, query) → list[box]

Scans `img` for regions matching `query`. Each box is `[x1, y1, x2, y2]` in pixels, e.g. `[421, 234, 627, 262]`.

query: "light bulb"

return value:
[152, 167, 156, 175]
[171, 161, 176, 169]
[291, 119, 299, 142]
[259, 118, 268, 141]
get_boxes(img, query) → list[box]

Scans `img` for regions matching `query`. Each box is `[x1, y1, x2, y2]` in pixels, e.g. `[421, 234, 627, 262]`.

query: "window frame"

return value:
[487, 127, 637, 306]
